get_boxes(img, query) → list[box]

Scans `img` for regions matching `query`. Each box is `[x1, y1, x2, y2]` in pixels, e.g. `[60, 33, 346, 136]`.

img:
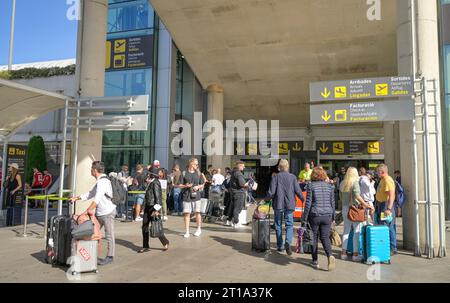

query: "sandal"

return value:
[138, 248, 150, 253]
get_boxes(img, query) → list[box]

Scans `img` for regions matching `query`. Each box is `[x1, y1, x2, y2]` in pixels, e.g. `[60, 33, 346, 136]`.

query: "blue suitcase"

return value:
[365, 225, 391, 264]
[347, 226, 365, 256]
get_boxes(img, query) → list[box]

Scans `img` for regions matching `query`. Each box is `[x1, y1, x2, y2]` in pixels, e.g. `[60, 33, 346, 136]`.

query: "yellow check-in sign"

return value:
[113, 54, 126, 69]
[248, 143, 258, 155]
[278, 143, 289, 155]
[375, 84, 389, 96]
[335, 109, 347, 122]
[368, 142, 380, 154]
[333, 142, 345, 154]
[114, 39, 127, 53]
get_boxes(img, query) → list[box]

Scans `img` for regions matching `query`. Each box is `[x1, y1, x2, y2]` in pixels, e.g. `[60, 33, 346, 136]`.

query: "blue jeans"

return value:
[116, 203, 126, 217]
[172, 187, 183, 213]
[375, 202, 397, 252]
[274, 209, 294, 249]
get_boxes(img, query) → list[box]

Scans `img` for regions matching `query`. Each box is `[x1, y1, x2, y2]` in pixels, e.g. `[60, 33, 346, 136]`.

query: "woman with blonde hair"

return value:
[340, 167, 374, 262]
[4, 163, 22, 207]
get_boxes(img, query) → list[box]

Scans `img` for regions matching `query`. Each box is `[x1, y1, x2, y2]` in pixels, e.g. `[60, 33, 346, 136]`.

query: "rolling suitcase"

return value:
[69, 240, 98, 275]
[45, 215, 72, 266]
[252, 218, 270, 252]
[365, 225, 391, 264]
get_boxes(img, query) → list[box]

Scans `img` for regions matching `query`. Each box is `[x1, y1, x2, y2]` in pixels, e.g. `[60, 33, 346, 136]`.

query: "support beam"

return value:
[206, 84, 224, 170]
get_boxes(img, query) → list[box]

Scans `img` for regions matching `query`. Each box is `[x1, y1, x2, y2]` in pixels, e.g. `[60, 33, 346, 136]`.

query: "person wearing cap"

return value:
[4, 163, 22, 207]
[139, 170, 169, 253]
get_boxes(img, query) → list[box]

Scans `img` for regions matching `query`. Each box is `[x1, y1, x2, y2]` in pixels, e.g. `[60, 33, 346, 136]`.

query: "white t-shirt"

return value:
[212, 173, 225, 186]
[80, 174, 116, 217]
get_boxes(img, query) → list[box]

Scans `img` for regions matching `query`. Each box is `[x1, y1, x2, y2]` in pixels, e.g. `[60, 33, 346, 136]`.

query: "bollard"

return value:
[42, 196, 49, 242]
[19, 195, 29, 238]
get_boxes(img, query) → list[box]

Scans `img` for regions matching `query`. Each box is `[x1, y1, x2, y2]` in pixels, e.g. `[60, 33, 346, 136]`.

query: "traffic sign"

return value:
[310, 99, 414, 125]
[310, 76, 414, 102]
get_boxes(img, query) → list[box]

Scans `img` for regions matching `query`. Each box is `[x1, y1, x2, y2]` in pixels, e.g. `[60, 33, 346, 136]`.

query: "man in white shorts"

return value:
[179, 158, 205, 238]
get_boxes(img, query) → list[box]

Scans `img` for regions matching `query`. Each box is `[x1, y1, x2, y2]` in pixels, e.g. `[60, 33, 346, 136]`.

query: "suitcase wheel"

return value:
[71, 271, 79, 276]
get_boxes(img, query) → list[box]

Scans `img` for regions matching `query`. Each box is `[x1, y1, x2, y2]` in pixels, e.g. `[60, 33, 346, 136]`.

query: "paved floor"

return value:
[0, 212, 449, 283]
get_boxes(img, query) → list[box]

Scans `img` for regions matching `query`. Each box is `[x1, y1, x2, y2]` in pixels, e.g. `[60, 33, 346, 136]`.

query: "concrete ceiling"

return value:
[150, 0, 398, 127]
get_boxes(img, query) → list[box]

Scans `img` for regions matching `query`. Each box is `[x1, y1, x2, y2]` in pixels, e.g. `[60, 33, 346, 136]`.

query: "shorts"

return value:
[134, 194, 145, 205]
[183, 200, 201, 214]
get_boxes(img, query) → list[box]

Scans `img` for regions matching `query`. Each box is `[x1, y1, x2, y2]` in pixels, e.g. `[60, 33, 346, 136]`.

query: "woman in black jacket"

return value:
[138, 171, 169, 253]
[302, 167, 336, 271]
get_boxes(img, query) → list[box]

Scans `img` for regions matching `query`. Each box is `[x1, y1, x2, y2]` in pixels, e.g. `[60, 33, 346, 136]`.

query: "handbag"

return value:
[347, 187, 366, 222]
[150, 215, 164, 238]
[71, 215, 95, 240]
[347, 204, 366, 222]
[330, 227, 342, 247]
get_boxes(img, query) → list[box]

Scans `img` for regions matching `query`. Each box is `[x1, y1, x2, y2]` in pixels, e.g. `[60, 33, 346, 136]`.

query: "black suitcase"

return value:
[6, 206, 22, 226]
[252, 218, 270, 252]
[45, 215, 73, 266]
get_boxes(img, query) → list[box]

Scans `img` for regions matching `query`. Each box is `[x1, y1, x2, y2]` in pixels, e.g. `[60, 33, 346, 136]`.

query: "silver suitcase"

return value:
[69, 240, 98, 275]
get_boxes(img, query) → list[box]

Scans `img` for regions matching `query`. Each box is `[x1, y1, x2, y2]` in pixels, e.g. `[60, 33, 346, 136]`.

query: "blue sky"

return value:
[0, 0, 78, 65]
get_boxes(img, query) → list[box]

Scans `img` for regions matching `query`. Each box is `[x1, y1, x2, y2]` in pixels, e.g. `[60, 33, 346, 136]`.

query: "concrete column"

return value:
[397, 0, 444, 255]
[72, 0, 108, 212]
[383, 122, 396, 169]
[154, 21, 176, 170]
[206, 84, 224, 170]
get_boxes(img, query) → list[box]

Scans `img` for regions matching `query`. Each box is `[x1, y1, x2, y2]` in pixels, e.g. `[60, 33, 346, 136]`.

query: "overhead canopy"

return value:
[150, 0, 398, 127]
[0, 78, 71, 139]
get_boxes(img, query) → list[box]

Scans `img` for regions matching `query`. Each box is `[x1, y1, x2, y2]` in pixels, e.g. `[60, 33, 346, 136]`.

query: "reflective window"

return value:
[108, 0, 154, 33]
[105, 68, 152, 96]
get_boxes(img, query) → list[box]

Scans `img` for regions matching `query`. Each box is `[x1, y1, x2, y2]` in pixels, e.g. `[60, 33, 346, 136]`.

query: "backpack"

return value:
[395, 180, 406, 208]
[101, 176, 127, 205]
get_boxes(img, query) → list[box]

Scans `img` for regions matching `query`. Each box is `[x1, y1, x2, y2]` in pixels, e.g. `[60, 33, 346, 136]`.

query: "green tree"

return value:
[25, 136, 47, 184]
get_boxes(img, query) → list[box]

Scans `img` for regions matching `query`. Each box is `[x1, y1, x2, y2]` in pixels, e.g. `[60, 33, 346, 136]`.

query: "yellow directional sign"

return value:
[334, 86, 347, 98]
[368, 142, 380, 154]
[247, 143, 258, 155]
[335, 109, 347, 122]
[321, 87, 331, 99]
[278, 143, 289, 155]
[319, 143, 329, 153]
[375, 83, 389, 96]
[105, 41, 111, 69]
[114, 39, 126, 53]
[236, 143, 244, 154]
[292, 142, 302, 152]
[321, 110, 331, 122]
[333, 142, 345, 154]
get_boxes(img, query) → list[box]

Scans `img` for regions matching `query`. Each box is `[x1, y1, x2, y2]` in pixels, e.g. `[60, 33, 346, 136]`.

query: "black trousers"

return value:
[142, 210, 169, 249]
[227, 191, 245, 224]
[309, 215, 333, 262]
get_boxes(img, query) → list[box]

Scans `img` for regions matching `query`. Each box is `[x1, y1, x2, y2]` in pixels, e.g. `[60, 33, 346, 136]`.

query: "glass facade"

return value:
[103, 0, 155, 173]
[440, 0, 450, 219]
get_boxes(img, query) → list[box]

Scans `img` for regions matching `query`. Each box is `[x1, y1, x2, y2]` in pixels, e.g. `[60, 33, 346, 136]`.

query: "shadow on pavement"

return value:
[211, 235, 344, 271]
[30, 251, 68, 273]
[115, 238, 168, 252]
[201, 225, 252, 234]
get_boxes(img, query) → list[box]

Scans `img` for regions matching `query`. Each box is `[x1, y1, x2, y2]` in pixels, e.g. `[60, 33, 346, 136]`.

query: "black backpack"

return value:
[101, 176, 127, 205]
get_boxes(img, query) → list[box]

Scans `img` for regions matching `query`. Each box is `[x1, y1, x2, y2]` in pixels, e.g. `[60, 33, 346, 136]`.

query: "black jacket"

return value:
[144, 178, 162, 212]
[266, 171, 305, 211]
[302, 181, 335, 221]
[230, 169, 246, 193]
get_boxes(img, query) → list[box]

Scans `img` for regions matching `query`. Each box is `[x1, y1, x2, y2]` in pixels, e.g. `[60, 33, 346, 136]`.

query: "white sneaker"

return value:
[341, 254, 349, 261]
[224, 220, 232, 226]
[163, 216, 168, 221]
[194, 229, 202, 237]
[234, 223, 243, 229]
[121, 214, 126, 220]
[183, 232, 190, 238]
[135, 216, 143, 222]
